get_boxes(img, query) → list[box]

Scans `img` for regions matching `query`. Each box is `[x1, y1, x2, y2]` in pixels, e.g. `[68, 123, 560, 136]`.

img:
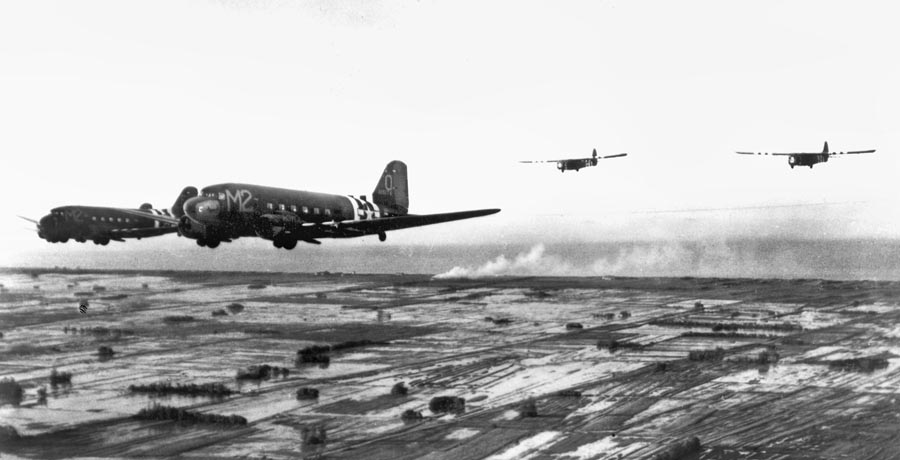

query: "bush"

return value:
[519, 398, 538, 417]
[163, 315, 195, 323]
[0, 425, 20, 442]
[247, 284, 267, 290]
[401, 409, 423, 421]
[135, 403, 247, 426]
[225, 303, 244, 314]
[236, 364, 290, 380]
[0, 378, 24, 406]
[429, 396, 465, 414]
[688, 348, 725, 361]
[49, 369, 73, 387]
[391, 382, 409, 396]
[37, 386, 48, 405]
[620, 311, 631, 319]
[301, 424, 327, 445]
[211, 309, 227, 317]
[555, 389, 582, 397]
[296, 387, 320, 400]
[597, 339, 643, 353]
[97, 346, 115, 360]
[828, 356, 890, 373]
[650, 436, 701, 460]
[693, 301, 704, 311]
[565, 322, 583, 330]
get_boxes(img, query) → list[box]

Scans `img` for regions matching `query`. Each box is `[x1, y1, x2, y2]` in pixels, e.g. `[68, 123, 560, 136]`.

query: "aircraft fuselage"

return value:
[788, 154, 828, 169]
[37, 206, 177, 245]
[180, 183, 394, 248]
[557, 158, 597, 172]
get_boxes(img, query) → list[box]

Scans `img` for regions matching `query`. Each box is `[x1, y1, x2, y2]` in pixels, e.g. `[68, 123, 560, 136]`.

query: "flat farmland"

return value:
[2, 269, 900, 459]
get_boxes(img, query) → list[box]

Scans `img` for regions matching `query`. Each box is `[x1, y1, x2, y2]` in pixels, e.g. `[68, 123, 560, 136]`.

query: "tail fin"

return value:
[171, 186, 198, 218]
[373, 161, 409, 215]
[823, 141, 829, 154]
[592, 148, 598, 158]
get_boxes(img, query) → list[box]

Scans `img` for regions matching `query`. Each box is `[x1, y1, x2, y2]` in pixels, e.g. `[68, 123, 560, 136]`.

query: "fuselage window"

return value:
[324, 209, 332, 217]
[92, 216, 97, 221]
[117, 218, 122, 223]
[314, 208, 320, 215]
[290, 205, 298, 213]
[279, 204, 286, 211]
[266, 203, 274, 211]
[218, 192, 225, 200]
[302, 206, 309, 214]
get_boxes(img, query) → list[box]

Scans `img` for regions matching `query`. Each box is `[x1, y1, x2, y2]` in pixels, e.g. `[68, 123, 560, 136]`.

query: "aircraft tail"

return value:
[823, 141, 829, 154]
[373, 161, 409, 216]
[171, 186, 198, 218]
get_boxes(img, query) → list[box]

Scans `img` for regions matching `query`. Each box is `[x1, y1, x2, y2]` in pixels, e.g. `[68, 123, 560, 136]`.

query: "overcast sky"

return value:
[1, 1, 898, 268]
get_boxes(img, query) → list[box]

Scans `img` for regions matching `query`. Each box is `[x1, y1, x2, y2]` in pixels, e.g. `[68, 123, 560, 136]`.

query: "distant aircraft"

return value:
[146, 161, 500, 250]
[736, 141, 875, 169]
[519, 149, 627, 172]
[19, 204, 178, 245]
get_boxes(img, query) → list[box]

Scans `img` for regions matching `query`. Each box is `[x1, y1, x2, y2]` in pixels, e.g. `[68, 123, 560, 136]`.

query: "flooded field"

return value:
[2, 268, 900, 459]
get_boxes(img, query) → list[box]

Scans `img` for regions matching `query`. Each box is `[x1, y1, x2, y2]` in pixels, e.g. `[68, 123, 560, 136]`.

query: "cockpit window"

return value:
[218, 192, 225, 200]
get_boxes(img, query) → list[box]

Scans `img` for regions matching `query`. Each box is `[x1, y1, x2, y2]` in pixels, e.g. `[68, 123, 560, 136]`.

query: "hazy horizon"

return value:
[6, 238, 900, 282]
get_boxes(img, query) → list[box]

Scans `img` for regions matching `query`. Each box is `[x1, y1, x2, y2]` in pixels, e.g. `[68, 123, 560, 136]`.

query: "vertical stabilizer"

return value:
[823, 141, 829, 154]
[373, 161, 409, 216]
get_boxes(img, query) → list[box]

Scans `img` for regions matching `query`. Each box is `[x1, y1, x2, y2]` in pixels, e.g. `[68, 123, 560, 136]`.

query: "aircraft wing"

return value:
[736, 151, 806, 156]
[600, 153, 627, 159]
[519, 159, 566, 164]
[313, 209, 500, 236]
[836, 149, 876, 155]
[118, 209, 181, 226]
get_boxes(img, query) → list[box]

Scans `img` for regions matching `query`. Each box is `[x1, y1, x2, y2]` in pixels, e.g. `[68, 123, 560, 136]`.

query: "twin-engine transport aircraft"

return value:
[151, 161, 500, 249]
[19, 204, 178, 245]
[736, 141, 875, 169]
[519, 149, 628, 172]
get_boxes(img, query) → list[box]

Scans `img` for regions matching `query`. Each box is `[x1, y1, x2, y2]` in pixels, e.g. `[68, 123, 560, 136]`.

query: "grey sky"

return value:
[1, 1, 898, 268]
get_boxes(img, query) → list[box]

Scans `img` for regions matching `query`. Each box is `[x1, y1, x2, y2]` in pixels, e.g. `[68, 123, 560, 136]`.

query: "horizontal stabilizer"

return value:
[17, 215, 39, 224]
[601, 153, 627, 159]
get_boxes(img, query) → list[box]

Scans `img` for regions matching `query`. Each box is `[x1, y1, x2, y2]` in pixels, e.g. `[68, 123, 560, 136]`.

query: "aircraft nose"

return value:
[184, 197, 220, 222]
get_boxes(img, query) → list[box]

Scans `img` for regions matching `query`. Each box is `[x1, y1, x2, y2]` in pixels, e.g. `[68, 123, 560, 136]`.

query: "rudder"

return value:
[373, 161, 409, 215]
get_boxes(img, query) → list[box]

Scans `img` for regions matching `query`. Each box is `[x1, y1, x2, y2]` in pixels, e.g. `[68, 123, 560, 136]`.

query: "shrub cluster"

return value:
[650, 436, 702, 460]
[225, 303, 244, 314]
[828, 356, 890, 373]
[63, 326, 134, 336]
[565, 322, 584, 330]
[653, 319, 801, 331]
[296, 387, 319, 400]
[135, 403, 247, 426]
[49, 369, 73, 387]
[129, 382, 234, 397]
[236, 364, 290, 380]
[688, 348, 726, 361]
[295, 340, 387, 366]
[301, 425, 327, 444]
[0, 378, 24, 406]
[597, 339, 644, 353]
[391, 382, 409, 396]
[429, 396, 465, 414]
[400, 409, 423, 421]
[247, 284, 267, 290]
[211, 309, 228, 317]
[620, 311, 632, 319]
[519, 398, 538, 417]
[162, 315, 195, 323]
[483, 317, 512, 325]
[97, 346, 115, 359]
[592, 312, 617, 320]
[555, 389, 582, 397]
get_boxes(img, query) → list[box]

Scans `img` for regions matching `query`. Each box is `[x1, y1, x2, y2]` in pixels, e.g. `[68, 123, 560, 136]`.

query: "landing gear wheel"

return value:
[60, 238, 69, 243]
[283, 239, 297, 250]
[99, 239, 109, 246]
[197, 239, 207, 247]
[273, 239, 283, 249]
[206, 240, 220, 249]
[378, 232, 387, 242]
[76, 238, 86, 243]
